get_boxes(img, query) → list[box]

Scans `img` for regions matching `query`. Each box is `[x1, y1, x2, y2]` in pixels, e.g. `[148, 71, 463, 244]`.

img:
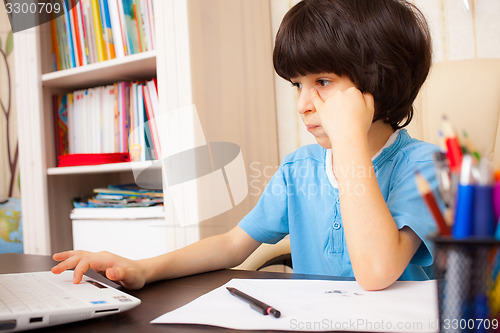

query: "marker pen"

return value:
[473, 159, 495, 237]
[493, 170, 500, 223]
[226, 287, 281, 318]
[453, 155, 475, 239]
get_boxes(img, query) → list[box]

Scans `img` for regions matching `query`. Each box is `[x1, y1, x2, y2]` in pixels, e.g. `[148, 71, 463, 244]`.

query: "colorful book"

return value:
[99, 0, 116, 60]
[90, 0, 107, 62]
[53, 95, 69, 159]
[122, 0, 139, 54]
[50, 16, 61, 71]
[132, 0, 144, 52]
[136, 83, 146, 161]
[142, 84, 160, 159]
[142, 0, 154, 51]
[76, 0, 89, 65]
[67, 93, 75, 153]
[82, 0, 97, 64]
[62, 0, 76, 68]
[108, 0, 125, 58]
[70, 0, 83, 66]
[116, 0, 130, 55]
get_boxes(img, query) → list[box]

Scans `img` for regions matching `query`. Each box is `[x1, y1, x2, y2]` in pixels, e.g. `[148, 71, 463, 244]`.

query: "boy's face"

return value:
[290, 73, 357, 149]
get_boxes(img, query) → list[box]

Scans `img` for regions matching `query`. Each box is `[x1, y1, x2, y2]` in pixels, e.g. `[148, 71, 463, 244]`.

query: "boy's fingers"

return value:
[106, 267, 125, 282]
[51, 255, 81, 274]
[309, 88, 324, 110]
[53, 251, 75, 261]
[73, 258, 90, 284]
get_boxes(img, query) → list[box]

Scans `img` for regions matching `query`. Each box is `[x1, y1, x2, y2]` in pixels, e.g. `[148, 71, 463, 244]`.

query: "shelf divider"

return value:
[47, 160, 160, 175]
[42, 51, 157, 90]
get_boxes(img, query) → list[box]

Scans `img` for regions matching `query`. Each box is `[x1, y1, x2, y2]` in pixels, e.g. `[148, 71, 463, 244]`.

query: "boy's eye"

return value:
[291, 82, 302, 90]
[317, 79, 331, 87]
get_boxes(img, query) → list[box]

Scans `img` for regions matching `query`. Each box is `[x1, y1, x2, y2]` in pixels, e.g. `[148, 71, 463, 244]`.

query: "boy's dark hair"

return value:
[273, 0, 432, 129]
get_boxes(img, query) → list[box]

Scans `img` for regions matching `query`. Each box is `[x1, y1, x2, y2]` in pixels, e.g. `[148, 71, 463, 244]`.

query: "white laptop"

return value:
[0, 270, 141, 332]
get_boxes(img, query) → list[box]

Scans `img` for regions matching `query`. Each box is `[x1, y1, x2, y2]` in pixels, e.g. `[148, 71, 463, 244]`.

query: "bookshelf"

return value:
[14, 0, 279, 256]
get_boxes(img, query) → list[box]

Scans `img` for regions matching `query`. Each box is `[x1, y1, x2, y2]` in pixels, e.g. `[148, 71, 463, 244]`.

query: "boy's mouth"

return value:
[306, 125, 320, 131]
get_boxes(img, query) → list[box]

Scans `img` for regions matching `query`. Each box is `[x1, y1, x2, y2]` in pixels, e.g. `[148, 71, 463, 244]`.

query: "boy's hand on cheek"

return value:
[310, 87, 374, 144]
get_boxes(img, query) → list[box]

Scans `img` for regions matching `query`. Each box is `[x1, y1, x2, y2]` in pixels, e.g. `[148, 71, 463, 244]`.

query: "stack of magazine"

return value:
[71, 184, 164, 219]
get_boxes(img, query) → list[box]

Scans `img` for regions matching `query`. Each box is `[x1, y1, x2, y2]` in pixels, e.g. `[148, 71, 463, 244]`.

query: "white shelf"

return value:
[47, 160, 160, 175]
[41, 51, 157, 90]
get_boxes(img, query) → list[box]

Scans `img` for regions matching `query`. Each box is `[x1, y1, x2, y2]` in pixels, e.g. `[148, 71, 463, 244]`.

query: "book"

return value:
[50, 16, 61, 71]
[70, 0, 83, 66]
[116, 0, 130, 55]
[142, 84, 160, 159]
[76, 0, 89, 65]
[136, 82, 146, 161]
[58, 152, 131, 167]
[62, 0, 76, 68]
[82, 0, 97, 64]
[90, 0, 107, 62]
[132, 0, 145, 52]
[141, 0, 155, 50]
[122, 0, 139, 54]
[99, 0, 116, 60]
[108, 0, 125, 58]
[53, 95, 69, 158]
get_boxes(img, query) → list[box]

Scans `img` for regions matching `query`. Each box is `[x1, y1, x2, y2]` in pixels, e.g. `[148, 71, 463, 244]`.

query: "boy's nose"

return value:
[297, 89, 315, 115]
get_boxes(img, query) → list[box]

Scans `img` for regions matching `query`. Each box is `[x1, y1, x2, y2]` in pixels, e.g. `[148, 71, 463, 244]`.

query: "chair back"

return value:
[408, 58, 500, 169]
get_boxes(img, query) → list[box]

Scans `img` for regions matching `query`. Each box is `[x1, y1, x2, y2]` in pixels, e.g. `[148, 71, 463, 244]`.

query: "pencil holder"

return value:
[432, 236, 500, 333]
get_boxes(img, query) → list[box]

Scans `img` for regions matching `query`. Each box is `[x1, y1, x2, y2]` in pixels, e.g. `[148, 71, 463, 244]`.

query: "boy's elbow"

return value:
[353, 261, 402, 291]
[356, 275, 393, 291]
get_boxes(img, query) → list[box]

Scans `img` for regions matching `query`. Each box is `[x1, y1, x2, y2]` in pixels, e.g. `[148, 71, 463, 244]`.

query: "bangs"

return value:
[273, 1, 350, 81]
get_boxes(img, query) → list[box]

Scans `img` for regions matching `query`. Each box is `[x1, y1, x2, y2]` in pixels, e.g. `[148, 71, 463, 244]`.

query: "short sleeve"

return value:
[238, 165, 289, 244]
[386, 156, 440, 267]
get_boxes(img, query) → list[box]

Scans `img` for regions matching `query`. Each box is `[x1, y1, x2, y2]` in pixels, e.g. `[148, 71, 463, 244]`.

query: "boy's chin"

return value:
[316, 138, 332, 150]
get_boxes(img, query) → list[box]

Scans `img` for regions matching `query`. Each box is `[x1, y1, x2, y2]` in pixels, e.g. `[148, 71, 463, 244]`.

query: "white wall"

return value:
[271, 0, 500, 161]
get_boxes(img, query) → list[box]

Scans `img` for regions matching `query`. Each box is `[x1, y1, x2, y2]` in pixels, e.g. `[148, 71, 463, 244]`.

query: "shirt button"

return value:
[333, 222, 341, 230]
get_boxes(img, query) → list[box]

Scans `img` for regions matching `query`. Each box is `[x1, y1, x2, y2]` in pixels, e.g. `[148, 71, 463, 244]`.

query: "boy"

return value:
[52, 0, 439, 291]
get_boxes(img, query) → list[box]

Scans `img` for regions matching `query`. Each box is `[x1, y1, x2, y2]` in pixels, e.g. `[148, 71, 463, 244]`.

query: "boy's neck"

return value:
[367, 121, 396, 158]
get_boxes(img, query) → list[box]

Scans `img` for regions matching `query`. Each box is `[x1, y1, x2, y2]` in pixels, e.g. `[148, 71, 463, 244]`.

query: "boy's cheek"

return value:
[318, 90, 334, 102]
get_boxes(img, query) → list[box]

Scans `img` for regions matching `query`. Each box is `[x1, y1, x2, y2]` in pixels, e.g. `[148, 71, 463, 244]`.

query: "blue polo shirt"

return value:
[239, 129, 439, 280]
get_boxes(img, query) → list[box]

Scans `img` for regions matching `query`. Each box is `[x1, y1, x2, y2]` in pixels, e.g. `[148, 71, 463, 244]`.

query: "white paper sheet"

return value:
[151, 279, 439, 332]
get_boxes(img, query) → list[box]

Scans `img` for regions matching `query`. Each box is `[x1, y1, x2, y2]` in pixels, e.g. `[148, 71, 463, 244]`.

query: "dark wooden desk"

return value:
[1, 253, 349, 332]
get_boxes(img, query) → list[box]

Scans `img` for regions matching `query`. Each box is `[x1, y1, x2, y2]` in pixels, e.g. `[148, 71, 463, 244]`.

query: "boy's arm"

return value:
[52, 226, 261, 289]
[333, 136, 421, 291]
[140, 226, 261, 283]
[310, 87, 421, 291]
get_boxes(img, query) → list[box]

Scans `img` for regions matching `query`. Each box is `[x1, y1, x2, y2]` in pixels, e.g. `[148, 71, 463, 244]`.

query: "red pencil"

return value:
[415, 171, 451, 236]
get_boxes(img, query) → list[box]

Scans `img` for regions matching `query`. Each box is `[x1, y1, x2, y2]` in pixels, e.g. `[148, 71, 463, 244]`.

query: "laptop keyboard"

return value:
[0, 273, 87, 314]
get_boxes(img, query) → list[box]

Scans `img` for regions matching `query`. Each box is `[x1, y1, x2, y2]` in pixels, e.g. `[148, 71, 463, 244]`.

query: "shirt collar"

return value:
[325, 129, 402, 189]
